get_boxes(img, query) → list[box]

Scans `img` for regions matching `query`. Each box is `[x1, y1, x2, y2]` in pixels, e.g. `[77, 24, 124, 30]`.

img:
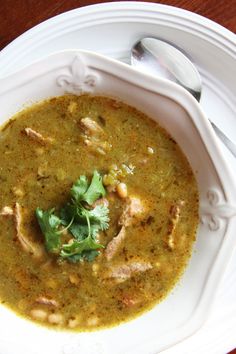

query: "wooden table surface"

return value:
[0, 0, 236, 353]
[1, 0, 236, 51]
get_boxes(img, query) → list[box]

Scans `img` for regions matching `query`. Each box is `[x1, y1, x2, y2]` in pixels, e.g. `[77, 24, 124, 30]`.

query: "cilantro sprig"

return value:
[35, 171, 109, 263]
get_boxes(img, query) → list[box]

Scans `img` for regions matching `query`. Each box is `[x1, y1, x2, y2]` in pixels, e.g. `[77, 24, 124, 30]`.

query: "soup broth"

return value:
[0, 94, 198, 330]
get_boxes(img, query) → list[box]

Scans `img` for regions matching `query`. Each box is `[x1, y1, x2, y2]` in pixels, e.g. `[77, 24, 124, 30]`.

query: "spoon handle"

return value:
[210, 120, 236, 158]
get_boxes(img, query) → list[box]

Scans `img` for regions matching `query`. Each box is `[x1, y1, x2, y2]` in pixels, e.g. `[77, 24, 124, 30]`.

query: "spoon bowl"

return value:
[131, 37, 236, 158]
[131, 37, 202, 101]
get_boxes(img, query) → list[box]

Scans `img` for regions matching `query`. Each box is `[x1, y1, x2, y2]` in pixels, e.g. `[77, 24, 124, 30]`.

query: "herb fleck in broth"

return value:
[0, 94, 199, 330]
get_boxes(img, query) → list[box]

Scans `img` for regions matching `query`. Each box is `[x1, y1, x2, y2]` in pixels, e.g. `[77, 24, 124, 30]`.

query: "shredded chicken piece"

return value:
[24, 127, 53, 145]
[119, 196, 146, 227]
[1, 204, 43, 258]
[80, 117, 104, 135]
[35, 296, 58, 307]
[84, 137, 111, 155]
[0, 206, 14, 216]
[80, 117, 111, 155]
[108, 262, 152, 282]
[105, 226, 126, 261]
[105, 196, 146, 261]
[166, 200, 185, 250]
[14, 203, 44, 259]
[121, 295, 141, 307]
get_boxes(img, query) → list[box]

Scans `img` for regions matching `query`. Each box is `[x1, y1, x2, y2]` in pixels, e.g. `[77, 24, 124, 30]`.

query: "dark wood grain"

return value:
[0, 0, 236, 51]
[0, 0, 236, 353]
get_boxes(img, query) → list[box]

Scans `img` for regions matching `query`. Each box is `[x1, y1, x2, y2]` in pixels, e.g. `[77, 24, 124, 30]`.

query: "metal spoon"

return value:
[131, 37, 236, 158]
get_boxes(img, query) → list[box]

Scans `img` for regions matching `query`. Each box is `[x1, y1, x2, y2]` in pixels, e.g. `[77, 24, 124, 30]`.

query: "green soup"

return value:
[0, 94, 199, 330]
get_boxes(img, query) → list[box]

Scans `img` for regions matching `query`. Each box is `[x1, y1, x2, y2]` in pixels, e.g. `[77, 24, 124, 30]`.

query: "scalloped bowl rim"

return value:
[0, 50, 236, 354]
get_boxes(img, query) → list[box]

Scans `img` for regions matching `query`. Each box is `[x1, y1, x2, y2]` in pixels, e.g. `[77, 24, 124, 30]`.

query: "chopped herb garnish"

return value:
[35, 171, 109, 263]
[35, 208, 62, 254]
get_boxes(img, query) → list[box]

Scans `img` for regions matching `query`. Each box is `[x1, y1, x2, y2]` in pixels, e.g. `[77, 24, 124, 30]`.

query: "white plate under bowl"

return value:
[1, 2, 236, 180]
[0, 49, 236, 354]
[1, 3, 236, 353]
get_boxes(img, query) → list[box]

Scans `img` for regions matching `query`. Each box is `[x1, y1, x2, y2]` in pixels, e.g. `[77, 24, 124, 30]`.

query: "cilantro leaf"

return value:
[71, 175, 88, 203]
[60, 236, 103, 259]
[35, 208, 61, 253]
[60, 203, 79, 225]
[71, 171, 106, 206]
[83, 250, 100, 262]
[82, 170, 106, 205]
[69, 222, 99, 241]
[86, 205, 109, 231]
[64, 253, 83, 263]
[64, 250, 99, 263]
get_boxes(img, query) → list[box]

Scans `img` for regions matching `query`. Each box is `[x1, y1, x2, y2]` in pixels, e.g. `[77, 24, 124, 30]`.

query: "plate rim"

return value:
[1, 3, 236, 353]
[0, 1, 236, 79]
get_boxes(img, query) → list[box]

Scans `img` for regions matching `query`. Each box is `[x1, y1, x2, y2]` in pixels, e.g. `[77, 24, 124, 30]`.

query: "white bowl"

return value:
[0, 50, 236, 354]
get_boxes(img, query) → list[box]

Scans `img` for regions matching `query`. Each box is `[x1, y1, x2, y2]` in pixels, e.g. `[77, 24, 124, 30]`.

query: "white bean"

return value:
[116, 183, 128, 198]
[147, 147, 154, 154]
[68, 316, 80, 328]
[87, 316, 99, 326]
[48, 313, 64, 325]
[0, 206, 14, 216]
[30, 309, 48, 321]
